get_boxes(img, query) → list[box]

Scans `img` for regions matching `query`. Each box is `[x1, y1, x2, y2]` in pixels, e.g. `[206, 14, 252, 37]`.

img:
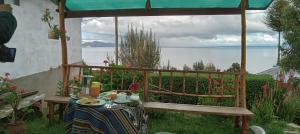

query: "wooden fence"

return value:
[64, 64, 241, 107]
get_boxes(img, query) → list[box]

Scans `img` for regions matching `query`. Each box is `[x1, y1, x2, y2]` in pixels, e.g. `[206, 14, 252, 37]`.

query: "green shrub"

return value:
[277, 92, 300, 122]
[150, 74, 274, 107]
[83, 65, 143, 92]
[272, 87, 288, 116]
[251, 98, 275, 124]
[86, 68, 274, 108]
[246, 74, 275, 107]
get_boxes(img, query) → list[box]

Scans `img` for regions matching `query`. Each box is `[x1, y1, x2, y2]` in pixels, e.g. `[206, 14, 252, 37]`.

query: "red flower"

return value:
[10, 85, 17, 91]
[261, 84, 269, 97]
[129, 83, 139, 93]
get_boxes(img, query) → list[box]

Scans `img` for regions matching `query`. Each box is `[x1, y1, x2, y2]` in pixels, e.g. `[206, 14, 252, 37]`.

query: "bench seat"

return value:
[144, 102, 253, 117]
[144, 102, 253, 134]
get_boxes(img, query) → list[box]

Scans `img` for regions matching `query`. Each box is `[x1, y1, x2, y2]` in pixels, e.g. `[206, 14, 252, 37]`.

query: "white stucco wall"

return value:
[0, 0, 82, 78]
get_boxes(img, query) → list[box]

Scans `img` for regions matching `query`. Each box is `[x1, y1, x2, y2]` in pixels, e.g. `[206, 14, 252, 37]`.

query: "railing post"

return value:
[144, 71, 149, 102]
[63, 65, 70, 96]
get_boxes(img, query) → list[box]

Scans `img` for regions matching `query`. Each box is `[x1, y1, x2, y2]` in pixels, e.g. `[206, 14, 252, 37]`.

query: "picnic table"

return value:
[0, 93, 45, 119]
[63, 94, 147, 134]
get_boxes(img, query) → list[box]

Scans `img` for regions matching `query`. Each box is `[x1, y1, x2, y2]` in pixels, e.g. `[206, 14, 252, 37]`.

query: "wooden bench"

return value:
[44, 96, 70, 123]
[144, 102, 253, 134]
[141, 71, 254, 134]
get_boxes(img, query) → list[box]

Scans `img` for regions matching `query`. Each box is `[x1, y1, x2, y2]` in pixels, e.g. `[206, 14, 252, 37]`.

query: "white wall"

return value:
[0, 0, 82, 78]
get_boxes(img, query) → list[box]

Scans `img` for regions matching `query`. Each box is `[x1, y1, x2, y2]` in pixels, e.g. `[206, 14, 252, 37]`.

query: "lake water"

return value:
[82, 46, 277, 74]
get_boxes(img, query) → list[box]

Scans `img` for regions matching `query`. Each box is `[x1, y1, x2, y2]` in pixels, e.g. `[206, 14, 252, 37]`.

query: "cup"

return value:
[90, 82, 101, 97]
[110, 91, 117, 100]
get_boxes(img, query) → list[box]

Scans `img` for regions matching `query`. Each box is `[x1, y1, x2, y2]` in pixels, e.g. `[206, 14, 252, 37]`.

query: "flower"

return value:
[261, 84, 269, 97]
[129, 83, 139, 93]
[10, 85, 17, 91]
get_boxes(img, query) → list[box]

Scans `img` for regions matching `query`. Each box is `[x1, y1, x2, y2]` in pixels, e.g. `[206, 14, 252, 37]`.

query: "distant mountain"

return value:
[82, 41, 114, 47]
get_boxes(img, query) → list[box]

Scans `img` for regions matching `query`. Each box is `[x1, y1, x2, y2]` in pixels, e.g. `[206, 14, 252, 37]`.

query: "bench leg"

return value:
[47, 102, 54, 124]
[234, 116, 241, 128]
[242, 116, 249, 134]
[59, 104, 66, 120]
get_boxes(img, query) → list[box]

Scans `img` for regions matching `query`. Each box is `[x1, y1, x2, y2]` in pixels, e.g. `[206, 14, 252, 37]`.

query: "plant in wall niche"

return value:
[41, 9, 67, 40]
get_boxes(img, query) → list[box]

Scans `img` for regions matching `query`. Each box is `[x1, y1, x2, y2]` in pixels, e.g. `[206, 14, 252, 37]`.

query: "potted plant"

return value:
[41, 9, 66, 40]
[0, 4, 12, 13]
[0, 73, 33, 134]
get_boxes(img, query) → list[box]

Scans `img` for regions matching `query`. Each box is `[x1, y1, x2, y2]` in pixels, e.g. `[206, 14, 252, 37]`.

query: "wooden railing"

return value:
[64, 64, 241, 107]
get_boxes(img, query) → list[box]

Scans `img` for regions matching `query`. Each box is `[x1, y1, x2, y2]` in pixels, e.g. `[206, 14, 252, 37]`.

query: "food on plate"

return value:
[78, 98, 100, 105]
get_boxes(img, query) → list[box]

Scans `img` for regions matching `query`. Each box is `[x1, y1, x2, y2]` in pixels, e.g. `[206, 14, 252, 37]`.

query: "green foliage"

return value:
[277, 92, 300, 122]
[251, 98, 275, 124]
[150, 73, 274, 107]
[86, 65, 144, 92]
[279, 0, 300, 70]
[265, 0, 288, 32]
[272, 88, 288, 115]
[120, 26, 161, 68]
[182, 64, 192, 71]
[204, 62, 216, 71]
[41, 9, 65, 38]
[192, 60, 205, 71]
[226, 62, 241, 72]
[265, 0, 288, 65]
[246, 74, 275, 107]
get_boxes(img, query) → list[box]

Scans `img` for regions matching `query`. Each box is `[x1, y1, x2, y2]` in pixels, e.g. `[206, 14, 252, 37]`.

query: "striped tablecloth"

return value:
[64, 99, 146, 134]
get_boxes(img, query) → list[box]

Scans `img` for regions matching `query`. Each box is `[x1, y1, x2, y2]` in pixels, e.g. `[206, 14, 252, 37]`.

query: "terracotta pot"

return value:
[7, 121, 26, 134]
[0, 4, 12, 13]
[48, 29, 59, 40]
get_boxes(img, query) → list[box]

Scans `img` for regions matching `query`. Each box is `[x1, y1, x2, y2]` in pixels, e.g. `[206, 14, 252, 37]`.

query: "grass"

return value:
[0, 111, 290, 134]
[24, 118, 65, 134]
[148, 111, 240, 134]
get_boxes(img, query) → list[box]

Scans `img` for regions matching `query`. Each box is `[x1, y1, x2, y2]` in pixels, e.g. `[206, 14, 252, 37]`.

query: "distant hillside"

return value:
[82, 41, 114, 47]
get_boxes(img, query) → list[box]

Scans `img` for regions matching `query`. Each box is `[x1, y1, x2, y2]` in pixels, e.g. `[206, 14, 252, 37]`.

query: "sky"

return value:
[81, 11, 278, 47]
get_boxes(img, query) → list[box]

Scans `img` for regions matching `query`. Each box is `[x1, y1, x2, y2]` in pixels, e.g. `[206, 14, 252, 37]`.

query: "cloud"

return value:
[81, 12, 277, 47]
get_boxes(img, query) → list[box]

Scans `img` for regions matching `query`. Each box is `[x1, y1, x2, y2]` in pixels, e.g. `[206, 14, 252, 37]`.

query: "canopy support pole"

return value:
[241, 0, 247, 108]
[115, 16, 119, 65]
[59, 0, 69, 96]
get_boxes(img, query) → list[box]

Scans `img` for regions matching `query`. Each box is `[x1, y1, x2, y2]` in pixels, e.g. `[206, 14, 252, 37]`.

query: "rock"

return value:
[250, 125, 266, 134]
[288, 123, 300, 129]
[154, 132, 174, 134]
[284, 131, 299, 134]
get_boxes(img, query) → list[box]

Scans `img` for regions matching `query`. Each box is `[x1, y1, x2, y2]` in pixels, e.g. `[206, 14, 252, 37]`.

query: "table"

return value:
[64, 98, 147, 134]
[44, 96, 70, 122]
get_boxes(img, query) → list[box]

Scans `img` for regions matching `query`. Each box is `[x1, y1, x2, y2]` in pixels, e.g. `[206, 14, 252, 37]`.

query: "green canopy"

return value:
[66, 0, 272, 11]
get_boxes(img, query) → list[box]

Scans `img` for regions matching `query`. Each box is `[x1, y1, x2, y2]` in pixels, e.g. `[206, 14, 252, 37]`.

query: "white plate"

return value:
[113, 98, 131, 104]
[98, 92, 112, 99]
[69, 93, 79, 100]
[76, 99, 106, 106]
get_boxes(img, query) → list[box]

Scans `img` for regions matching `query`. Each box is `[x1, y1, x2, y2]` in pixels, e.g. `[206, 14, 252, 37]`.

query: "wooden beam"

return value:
[240, 0, 247, 108]
[114, 17, 119, 65]
[59, 0, 69, 96]
[65, 8, 241, 18]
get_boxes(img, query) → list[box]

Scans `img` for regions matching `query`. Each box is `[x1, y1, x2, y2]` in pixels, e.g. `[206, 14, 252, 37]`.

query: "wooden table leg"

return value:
[48, 102, 54, 124]
[242, 116, 249, 134]
[59, 104, 66, 120]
